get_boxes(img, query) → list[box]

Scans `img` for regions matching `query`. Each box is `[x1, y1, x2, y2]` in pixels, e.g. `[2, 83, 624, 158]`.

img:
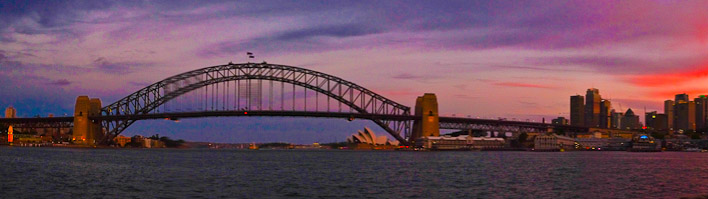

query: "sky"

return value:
[2, 0, 708, 143]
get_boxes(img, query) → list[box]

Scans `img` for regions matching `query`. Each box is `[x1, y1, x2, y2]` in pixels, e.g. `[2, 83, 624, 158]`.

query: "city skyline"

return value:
[2, 0, 708, 143]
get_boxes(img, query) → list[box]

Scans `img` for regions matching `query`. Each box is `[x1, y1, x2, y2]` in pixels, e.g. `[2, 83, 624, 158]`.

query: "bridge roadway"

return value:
[0, 111, 588, 132]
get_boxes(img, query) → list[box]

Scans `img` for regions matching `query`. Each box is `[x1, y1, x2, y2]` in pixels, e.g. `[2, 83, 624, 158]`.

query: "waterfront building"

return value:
[576, 131, 604, 139]
[620, 109, 641, 130]
[5, 106, 16, 118]
[416, 135, 471, 150]
[346, 127, 399, 149]
[552, 117, 569, 125]
[415, 135, 504, 150]
[534, 134, 575, 151]
[599, 99, 612, 128]
[645, 111, 668, 130]
[605, 138, 632, 151]
[469, 137, 505, 150]
[585, 88, 601, 127]
[575, 138, 608, 150]
[630, 134, 660, 152]
[114, 135, 132, 147]
[694, 95, 708, 130]
[129, 136, 165, 148]
[581, 128, 636, 139]
[570, 95, 585, 126]
[665, 100, 674, 130]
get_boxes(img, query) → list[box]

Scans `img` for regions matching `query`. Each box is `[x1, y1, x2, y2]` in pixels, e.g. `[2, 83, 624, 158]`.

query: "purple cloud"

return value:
[48, 79, 71, 86]
[92, 57, 154, 74]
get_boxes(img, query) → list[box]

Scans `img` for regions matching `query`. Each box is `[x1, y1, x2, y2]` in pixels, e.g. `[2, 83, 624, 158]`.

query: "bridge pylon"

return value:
[72, 96, 103, 145]
[411, 93, 440, 143]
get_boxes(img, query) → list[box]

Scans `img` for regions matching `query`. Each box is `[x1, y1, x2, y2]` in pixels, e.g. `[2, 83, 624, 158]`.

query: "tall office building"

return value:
[570, 95, 585, 126]
[675, 100, 696, 131]
[695, 95, 708, 130]
[664, 100, 674, 130]
[675, 93, 689, 103]
[585, 88, 601, 127]
[599, 100, 612, 128]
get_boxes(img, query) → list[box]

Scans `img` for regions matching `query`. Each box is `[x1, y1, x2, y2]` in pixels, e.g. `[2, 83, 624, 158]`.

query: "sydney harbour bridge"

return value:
[0, 63, 587, 146]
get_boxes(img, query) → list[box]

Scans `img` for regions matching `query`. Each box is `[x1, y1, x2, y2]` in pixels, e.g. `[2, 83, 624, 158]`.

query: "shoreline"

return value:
[1, 144, 706, 152]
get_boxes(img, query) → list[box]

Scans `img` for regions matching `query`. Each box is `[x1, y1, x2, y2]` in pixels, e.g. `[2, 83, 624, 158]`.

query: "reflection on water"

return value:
[1, 147, 707, 198]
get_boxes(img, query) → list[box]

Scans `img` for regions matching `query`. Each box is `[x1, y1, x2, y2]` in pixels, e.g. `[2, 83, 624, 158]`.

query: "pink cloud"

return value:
[626, 61, 708, 87]
[493, 82, 556, 89]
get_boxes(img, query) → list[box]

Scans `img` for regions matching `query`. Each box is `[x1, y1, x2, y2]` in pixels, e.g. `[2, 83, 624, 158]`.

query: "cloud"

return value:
[47, 79, 71, 86]
[493, 82, 556, 89]
[646, 89, 708, 99]
[482, 63, 590, 73]
[92, 57, 154, 74]
[626, 62, 708, 87]
[453, 94, 477, 99]
[275, 23, 381, 41]
[198, 23, 383, 57]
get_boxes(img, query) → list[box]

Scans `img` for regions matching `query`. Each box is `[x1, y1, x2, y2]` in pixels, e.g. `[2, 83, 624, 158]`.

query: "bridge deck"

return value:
[0, 112, 592, 132]
[91, 111, 418, 121]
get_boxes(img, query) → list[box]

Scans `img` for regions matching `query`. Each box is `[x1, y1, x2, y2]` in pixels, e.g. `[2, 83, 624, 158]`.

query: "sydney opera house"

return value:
[346, 127, 399, 149]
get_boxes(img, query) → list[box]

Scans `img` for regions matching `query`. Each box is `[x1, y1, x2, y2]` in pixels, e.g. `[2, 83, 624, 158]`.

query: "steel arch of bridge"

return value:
[101, 63, 411, 144]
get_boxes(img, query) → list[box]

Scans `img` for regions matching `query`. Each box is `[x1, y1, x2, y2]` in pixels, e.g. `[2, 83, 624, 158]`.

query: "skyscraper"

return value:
[570, 95, 585, 126]
[585, 88, 601, 127]
[695, 95, 708, 131]
[599, 99, 612, 128]
[675, 100, 696, 131]
[665, 100, 674, 130]
[675, 93, 689, 103]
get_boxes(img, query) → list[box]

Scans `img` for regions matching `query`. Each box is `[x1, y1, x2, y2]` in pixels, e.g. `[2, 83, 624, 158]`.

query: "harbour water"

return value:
[1, 147, 707, 198]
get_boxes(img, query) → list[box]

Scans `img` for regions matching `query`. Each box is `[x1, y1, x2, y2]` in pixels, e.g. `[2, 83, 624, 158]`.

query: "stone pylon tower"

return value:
[72, 96, 103, 145]
[411, 93, 440, 142]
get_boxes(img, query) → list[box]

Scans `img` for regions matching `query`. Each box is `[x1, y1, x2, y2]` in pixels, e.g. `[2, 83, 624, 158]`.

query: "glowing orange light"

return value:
[8, 126, 13, 143]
